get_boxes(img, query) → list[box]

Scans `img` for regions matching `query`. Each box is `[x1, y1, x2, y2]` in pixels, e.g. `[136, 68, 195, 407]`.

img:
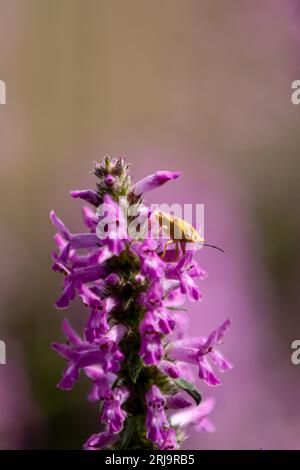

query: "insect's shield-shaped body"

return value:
[154, 211, 204, 243]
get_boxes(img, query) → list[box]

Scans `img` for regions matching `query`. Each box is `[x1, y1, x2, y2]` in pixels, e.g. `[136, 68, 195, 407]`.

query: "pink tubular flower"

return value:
[167, 319, 232, 386]
[51, 320, 125, 390]
[158, 360, 181, 379]
[50, 156, 232, 449]
[100, 386, 129, 433]
[139, 311, 164, 365]
[166, 252, 203, 301]
[145, 385, 169, 446]
[84, 431, 117, 450]
[160, 428, 179, 450]
[131, 170, 180, 196]
[70, 189, 101, 206]
[170, 397, 216, 433]
[96, 194, 129, 255]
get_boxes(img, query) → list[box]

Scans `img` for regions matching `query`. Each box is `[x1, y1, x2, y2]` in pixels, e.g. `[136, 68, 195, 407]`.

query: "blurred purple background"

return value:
[0, 0, 300, 449]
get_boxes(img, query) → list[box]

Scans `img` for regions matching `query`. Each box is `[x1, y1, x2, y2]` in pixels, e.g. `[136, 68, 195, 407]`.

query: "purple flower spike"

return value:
[50, 156, 232, 449]
[132, 170, 180, 196]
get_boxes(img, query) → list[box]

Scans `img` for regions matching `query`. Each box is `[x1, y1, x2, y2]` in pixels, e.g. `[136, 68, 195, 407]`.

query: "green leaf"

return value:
[174, 378, 202, 405]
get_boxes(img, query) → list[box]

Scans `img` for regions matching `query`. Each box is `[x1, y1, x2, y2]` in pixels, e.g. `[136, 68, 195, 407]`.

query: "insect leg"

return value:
[161, 239, 174, 258]
[175, 241, 179, 259]
[180, 241, 186, 255]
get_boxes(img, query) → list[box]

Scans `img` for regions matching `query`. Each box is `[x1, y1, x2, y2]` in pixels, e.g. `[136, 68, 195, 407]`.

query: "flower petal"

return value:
[132, 171, 180, 196]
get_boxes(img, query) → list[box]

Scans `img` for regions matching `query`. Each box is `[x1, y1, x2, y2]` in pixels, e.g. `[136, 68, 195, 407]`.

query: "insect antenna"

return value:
[201, 243, 225, 253]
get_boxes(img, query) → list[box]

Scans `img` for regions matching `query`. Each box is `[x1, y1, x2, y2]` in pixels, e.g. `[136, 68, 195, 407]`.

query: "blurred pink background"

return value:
[0, 0, 300, 449]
